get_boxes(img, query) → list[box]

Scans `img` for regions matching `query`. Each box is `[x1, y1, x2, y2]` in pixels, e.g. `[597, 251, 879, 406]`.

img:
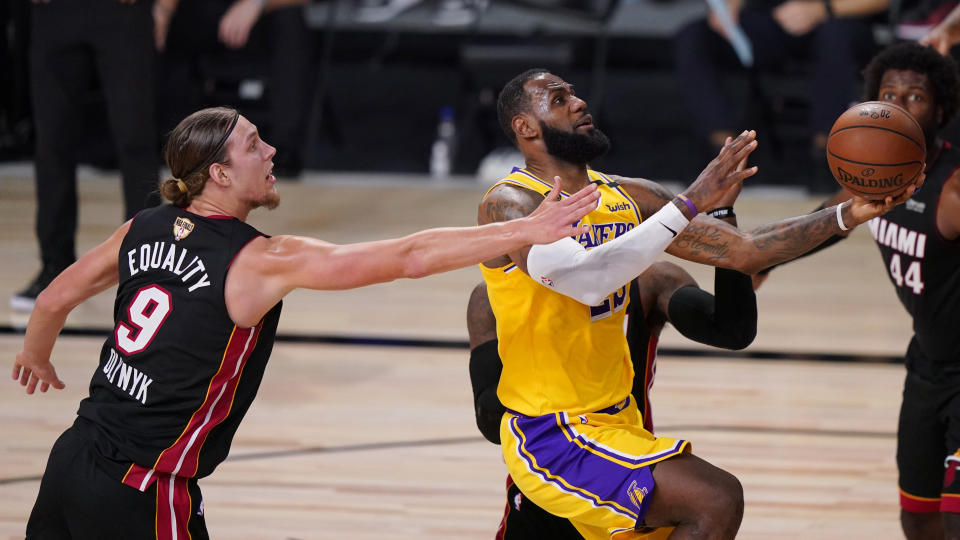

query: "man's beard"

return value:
[540, 120, 611, 165]
[249, 188, 281, 211]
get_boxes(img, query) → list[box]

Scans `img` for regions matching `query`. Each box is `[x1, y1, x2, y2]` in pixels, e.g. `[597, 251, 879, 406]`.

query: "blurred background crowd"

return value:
[1, 0, 959, 306]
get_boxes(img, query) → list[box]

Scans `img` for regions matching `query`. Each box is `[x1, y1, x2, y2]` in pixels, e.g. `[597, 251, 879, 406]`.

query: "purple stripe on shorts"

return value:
[510, 414, 663, 524]
[559, 412, 686, 466]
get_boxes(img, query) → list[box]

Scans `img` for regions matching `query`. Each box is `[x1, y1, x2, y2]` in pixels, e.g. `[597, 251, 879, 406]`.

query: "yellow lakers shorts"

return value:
[501, 397, 689, 540]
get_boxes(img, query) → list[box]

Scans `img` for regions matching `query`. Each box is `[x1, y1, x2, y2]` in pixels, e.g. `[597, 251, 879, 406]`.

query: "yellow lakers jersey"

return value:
[480, 168, 643, 416]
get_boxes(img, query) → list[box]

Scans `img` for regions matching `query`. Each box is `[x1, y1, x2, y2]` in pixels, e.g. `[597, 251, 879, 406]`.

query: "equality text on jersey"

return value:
[126, 241, 212, 292]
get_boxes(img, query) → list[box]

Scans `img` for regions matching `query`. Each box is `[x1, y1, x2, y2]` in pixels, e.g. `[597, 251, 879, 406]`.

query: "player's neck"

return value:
[523, 158, 591, 192]
[186, 194, 248, 221]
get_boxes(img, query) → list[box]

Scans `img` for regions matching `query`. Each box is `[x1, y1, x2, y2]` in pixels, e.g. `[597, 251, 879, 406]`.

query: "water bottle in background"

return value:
[430, 106, 456, 180]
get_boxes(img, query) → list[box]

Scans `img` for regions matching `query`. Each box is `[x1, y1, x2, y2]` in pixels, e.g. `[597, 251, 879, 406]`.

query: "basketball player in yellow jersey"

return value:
[480, 69, 916, 539]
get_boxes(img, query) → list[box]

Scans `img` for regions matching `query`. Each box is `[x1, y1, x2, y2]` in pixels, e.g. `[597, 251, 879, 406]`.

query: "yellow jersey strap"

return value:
[588, 169, 619, 187]
[483, 168, 617, 199]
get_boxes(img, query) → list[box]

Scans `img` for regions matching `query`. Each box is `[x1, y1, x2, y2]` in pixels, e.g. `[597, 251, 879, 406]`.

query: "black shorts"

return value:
[497, 474, 583, 540]
[897, 367, 960, 514]
[26, 424, 208, 540]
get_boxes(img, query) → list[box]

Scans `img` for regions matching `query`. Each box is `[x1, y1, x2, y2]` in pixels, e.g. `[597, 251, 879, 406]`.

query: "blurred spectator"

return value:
[0, 0, 32, 161]
[673, 0, 888, 191]
[12, 0, 164, 312]
[158, 0, 312, 178]
[920, 2, 960, 52]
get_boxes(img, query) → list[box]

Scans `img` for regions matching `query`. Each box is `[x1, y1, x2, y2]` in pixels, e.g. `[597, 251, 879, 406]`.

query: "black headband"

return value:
[183, 110, 240, 180]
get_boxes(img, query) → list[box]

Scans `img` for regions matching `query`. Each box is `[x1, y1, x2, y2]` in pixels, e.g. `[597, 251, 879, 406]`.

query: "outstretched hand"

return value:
[709, 135, 748, 210]
[12, 351, 65, 395]
[523, 178, 599, 244]
[682, 130, 759, 214]
[921, 24, 960, 56]
[219, 0, 264, 49]
[846, 174, 924, 226]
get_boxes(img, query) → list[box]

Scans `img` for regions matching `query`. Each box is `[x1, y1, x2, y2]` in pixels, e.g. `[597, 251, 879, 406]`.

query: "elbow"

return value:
[739, 262, 767, 276]
[729, 252, 767, 275]
[33, 287, 72, 318]
[720, 309, 758, 350]
[724, 237, 769, 275]
[578, 291, 607, 307]
[723, 324, 757, 351]
[403, 251, 432, 280]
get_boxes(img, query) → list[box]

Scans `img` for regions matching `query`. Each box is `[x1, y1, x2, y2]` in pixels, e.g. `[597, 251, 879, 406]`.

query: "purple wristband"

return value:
[676, 194, 698, 217]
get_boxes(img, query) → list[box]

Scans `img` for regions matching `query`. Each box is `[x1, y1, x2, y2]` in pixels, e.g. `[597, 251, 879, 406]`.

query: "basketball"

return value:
[825, 101, 925, 200]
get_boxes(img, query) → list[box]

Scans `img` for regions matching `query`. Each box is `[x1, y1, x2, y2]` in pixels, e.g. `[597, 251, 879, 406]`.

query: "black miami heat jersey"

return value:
[867, 141, 960, 367]
[626, 284, 658, 434]
[75, 204, 282, 486]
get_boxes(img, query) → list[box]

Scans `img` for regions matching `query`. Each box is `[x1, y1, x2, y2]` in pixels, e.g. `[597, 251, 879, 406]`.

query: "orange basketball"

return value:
[825, 101, 925, 200]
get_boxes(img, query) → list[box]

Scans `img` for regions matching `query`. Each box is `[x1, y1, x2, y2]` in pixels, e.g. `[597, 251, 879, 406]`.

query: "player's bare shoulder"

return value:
[478, 183, 544, 225]
[478, 183, 543, 268]
[606, 174, 674, 214]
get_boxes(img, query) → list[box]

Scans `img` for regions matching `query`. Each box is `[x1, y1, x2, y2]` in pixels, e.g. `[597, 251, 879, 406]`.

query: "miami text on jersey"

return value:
[867, 217, 927, 258]
[126, 241, 212, 292]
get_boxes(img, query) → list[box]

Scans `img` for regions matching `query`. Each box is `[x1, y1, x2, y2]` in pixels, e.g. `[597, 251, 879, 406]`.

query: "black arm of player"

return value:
[469, 340, 505, 444]
[667, 267, 758, 351]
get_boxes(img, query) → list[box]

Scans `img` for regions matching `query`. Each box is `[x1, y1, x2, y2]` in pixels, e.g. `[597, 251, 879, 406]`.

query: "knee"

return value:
[699, 469, 744, 538]
[901, 509, 943, 540]
[716, 470, 745, 524]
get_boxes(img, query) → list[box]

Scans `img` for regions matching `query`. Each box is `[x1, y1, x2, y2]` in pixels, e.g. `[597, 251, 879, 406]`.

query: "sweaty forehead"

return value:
[526, 73, 570, 95]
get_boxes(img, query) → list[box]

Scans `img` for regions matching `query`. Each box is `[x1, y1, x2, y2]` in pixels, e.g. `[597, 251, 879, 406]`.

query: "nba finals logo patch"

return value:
[173, 217, 195, 241]
[627, 480, 648, 509]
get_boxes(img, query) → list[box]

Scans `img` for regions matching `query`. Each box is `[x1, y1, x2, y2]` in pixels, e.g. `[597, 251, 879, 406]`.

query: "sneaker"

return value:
[10, 266, 64, 312]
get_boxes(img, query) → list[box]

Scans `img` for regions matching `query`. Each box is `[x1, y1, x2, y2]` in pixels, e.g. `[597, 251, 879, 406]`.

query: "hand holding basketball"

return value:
[826, 101, 926, 200]
[845, 176, 924, 227]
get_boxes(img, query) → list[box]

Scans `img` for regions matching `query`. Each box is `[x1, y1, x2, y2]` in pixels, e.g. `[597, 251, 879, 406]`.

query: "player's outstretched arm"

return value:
[619, 175, 917, 274]
[485, 131, 758, 306]
[224, 181, 599, 327]
[752, 187, 864, 281]
[13, 222, 129, 395]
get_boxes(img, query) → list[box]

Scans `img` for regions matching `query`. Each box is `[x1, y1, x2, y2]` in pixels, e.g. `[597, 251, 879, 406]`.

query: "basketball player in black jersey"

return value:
[467, 213, 759, 539]
[762, 42, 960, 540]
[10, 106, 608, 539]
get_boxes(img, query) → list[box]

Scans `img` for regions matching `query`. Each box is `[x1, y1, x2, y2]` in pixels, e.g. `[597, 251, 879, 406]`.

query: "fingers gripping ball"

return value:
[826, 101, 925, 200]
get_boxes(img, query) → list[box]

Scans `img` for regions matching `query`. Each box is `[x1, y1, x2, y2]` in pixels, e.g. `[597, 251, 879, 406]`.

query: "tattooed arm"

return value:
[615, 176, 911, 274]
[482, 178, 701, 305]
[478, 184, 545, 271]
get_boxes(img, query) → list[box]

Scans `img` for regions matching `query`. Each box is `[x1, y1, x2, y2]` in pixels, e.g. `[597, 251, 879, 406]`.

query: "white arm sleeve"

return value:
[526, 202, 690, 306]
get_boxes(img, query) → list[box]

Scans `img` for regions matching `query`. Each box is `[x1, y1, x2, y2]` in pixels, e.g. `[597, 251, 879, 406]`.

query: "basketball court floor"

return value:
[0, 168, 913, 539]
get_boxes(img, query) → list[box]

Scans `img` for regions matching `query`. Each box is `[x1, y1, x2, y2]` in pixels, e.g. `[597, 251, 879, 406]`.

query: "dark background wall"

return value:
[6, 0, 947, 187]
